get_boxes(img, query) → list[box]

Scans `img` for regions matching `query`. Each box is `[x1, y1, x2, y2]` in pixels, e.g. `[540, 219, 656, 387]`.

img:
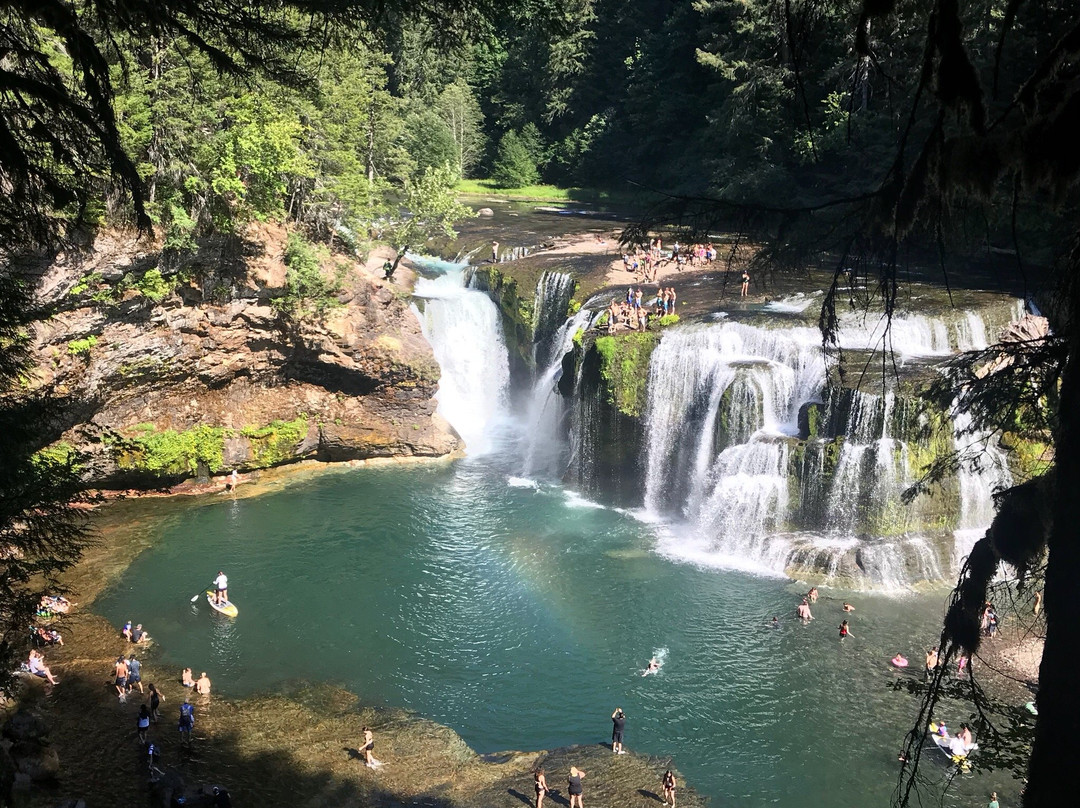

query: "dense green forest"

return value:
[39, 0, 1065, 261]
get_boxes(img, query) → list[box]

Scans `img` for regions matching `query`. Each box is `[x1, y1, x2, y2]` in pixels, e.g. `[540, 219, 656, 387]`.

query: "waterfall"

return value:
[412, 267, 510, 455]
[640, 322, 961, 588]
[522, 306, 593, 476]
[836, 304, 1021, 359]
[643, 323, 825, 517]
[532, 272, 576, 368]
[951, 403, 1013, 566]
[824, 391, 913, 537]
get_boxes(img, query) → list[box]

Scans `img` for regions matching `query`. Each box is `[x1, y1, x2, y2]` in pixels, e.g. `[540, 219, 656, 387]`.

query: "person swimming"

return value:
[891, 653, 909, 667]
[643, 657, 660, 676]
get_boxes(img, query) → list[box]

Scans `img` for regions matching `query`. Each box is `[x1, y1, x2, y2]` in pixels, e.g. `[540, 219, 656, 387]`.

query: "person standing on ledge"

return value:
[213, 570, 228, 606]
[611, 707, 626, 754]
[533, 769, 549, 808]
[741, 269, 750, 297]
[662, 770, 677, 807]
[491, 241, 499, 263]
[567, 766, 586, 808]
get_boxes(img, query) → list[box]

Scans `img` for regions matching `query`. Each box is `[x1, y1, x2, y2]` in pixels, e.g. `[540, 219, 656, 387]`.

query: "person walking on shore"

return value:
[925, 647, 939, 679]
[178, 698, 195, 745]
[127, 654, 143, 694]
[611, 708, 626, 754]
[567, 766, 586, 808]
[534, 769, 549, 808]
[137, 704, 151, 744]
[360, 726, 380, 768]
[149, 683, 163, 722]
[114, 655, 129, 701]
[662, 770, 677, 807]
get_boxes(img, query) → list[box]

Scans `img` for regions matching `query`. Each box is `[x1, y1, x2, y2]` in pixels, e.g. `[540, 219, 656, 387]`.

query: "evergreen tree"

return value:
[492, 130, 540, 187]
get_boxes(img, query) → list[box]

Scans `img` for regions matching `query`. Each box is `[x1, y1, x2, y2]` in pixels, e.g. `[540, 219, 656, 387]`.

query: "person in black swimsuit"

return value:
[360, 726, 376, 767]
[662, 770, 677, 806]
[611, 707, 626, 754]
[567, 766, 586, 808]
[533, 769, 549, 808]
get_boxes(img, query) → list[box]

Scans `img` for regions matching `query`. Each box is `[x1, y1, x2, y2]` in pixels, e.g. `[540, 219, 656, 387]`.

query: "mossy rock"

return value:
[592, 332, 659, 418]
[113, 424, 226, 478]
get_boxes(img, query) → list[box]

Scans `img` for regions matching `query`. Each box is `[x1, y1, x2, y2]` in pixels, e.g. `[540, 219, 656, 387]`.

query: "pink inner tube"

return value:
[891, 657, 909, 668]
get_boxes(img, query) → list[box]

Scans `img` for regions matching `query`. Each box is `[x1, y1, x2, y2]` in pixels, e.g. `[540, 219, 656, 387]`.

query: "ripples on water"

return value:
[96, 459, 1001, 807]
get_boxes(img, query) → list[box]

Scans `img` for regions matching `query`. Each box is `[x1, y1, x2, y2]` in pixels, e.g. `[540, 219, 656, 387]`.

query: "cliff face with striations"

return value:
[19, 224, 460, 487]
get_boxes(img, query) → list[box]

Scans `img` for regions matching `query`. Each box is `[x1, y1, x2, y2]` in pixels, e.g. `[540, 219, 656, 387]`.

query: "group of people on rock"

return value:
[606, 287, 677, 333]
[621, 239, 719, 283]
[528, 706, 678, 808]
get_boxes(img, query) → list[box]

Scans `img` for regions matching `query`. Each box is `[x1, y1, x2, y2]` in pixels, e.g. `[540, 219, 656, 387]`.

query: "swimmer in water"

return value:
[842, 602, 855, 612]
[771, 616, 780, 628]
[643, 657, 660, 676]
[891, 653, 908, 667]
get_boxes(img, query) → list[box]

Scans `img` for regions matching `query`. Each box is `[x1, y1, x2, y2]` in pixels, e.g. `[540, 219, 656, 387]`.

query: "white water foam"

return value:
[412, 267, 510, 455]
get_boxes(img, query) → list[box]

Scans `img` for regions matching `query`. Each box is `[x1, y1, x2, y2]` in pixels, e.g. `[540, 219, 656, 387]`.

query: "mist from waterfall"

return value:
[412, 264, 510, 455]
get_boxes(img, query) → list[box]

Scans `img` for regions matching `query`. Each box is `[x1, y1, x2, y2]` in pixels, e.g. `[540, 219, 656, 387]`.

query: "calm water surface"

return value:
[96, 457, 999, 806]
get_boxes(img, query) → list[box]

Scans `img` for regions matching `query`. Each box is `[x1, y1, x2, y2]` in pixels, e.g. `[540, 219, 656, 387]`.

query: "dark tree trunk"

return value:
[1026, 279, 1080, 807]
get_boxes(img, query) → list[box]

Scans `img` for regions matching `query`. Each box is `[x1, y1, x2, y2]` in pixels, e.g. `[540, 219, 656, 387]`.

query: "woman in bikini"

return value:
[534, 769, 549, 808]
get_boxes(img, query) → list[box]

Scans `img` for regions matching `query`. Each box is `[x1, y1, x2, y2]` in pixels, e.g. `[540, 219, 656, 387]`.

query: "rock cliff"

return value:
[18, 224, 460, 487]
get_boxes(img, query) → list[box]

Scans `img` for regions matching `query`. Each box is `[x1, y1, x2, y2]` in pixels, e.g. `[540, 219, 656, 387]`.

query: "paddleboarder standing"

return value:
[213, 570, 228, 606]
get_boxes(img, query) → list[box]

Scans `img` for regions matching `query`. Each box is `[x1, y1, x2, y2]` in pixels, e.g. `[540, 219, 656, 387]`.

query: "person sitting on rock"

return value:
[27, 649, 58, 684]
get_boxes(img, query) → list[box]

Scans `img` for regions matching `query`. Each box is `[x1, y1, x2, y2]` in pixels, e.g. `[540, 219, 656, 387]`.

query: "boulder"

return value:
[11, 741, 60, 781]
[3, 710, 50, 742]
[477, 207, 494, 217]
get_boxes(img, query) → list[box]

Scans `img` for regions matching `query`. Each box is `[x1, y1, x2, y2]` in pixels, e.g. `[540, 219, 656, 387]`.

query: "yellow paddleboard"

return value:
[206, 591, 238, 617]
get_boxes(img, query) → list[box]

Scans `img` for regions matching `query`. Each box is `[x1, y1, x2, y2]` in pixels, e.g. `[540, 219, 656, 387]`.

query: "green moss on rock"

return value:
[241, 416, 309, 467]
[115, 424, 226, 477]
[593, 332, 659, 418]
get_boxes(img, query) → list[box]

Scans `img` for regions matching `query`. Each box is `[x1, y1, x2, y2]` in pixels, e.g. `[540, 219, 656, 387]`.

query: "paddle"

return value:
[190, 588, 209, 603]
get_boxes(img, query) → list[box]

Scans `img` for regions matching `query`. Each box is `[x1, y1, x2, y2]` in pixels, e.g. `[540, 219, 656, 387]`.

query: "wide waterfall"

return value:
[412, 265, 510, 455]
[637, 312, 1013, 588]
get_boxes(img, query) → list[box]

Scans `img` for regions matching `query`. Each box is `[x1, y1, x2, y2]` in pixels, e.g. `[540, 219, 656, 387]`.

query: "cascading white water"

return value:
[825, 391, 913, 537]
[532, 271, 576, 368]
[836, 303, 1021, 359]
[951, 403, 1013, 567]
[412, 266, 510, 455]
[639, 322, 961, 587]
[642, 323, 824, 546]
[522, 306, 593, 476]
